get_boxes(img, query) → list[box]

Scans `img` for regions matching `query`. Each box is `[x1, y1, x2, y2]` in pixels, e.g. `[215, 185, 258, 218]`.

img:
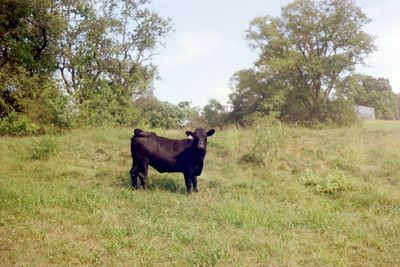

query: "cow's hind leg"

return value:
[130, 164, 139, 189]
[138, 161, 149, 189]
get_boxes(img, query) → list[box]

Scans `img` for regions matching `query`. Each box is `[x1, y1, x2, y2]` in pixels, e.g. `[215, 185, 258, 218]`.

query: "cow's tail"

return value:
[133, 128, 155, 138]
[133, 128, 143, 136]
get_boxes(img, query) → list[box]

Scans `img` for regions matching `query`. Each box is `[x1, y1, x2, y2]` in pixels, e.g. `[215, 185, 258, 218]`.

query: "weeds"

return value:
[30, 137, 58, 160]
[301, 168, 353, 195]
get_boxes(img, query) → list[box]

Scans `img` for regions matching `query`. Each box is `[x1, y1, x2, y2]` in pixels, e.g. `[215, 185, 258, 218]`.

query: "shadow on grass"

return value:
[150, 176, 186, 195]
[116, 173, 186, 195]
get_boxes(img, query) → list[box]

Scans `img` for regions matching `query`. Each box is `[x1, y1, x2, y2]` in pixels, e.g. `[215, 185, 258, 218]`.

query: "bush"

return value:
[31, 137, 58, 160]
[0, 112, 41, 136]
[301, 168, 353, 195]
[318, 98, 359, 127]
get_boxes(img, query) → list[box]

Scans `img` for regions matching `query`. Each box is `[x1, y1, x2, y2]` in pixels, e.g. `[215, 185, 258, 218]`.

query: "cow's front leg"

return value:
[192, 176, 198, 192]
[184, 173, 193, 194]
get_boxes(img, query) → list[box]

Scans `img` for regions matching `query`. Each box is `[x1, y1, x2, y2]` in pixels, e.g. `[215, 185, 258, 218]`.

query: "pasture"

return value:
[0, 121, 399, 266]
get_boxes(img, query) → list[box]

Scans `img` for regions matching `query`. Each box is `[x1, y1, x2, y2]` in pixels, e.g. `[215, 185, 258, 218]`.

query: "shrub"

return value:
[0, 112, 41, 136]
[301, 168, 352, 195]
[31, 137, 58, 160]
[318, 98, 359, 127]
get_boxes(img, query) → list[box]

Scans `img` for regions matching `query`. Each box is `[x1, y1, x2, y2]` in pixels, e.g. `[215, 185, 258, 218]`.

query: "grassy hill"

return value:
[1, 120, 399, 266]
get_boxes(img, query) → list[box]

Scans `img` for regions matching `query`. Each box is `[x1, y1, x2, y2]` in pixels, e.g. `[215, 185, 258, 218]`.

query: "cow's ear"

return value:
[186, 131, 193, 137]
[207, 129, 215, 136]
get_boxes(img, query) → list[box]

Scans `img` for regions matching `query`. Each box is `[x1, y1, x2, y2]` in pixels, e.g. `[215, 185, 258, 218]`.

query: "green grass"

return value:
[1, 121, 400, 266]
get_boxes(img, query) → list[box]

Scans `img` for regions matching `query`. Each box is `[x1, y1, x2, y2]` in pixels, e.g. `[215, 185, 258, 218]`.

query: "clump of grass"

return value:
[240, 152, 265, 165]
[240, 117, 286, 166]
[30, 137, 58, 160]
[301, 168, 353, 195]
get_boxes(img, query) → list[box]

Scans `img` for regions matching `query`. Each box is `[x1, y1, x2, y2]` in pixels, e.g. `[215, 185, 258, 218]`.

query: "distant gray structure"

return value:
[355, 105, 375, 120]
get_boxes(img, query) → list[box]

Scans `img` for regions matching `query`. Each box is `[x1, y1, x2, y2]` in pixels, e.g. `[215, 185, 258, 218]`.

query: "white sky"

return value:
[151, 0, 400, 107]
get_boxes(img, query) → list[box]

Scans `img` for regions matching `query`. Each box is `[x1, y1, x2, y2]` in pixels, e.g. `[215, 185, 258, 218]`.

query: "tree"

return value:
[0, 0, 70, 133]
[56, 0, 172, 125]
[243, 0, 375, 121]
[177, 101, 202, 127]
[135, 97, 201, 129]
[1, 0, 172, 134]
[342, 74, 399, 120]
[202, 99, 228, 127]
[229, 69, 287, 123]
[0, 0, 64, 74]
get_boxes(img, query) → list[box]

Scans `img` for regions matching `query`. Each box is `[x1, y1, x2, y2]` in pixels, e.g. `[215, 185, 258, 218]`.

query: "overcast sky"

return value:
[151, 0, 400, 107]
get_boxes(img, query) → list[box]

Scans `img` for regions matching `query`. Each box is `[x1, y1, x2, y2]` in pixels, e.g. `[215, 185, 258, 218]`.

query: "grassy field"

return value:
[1, 120, 399, 266]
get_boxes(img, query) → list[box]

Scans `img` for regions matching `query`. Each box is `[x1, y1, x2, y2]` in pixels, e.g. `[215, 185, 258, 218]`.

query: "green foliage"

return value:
[0, 0, 64, 74]
[230, 0, 375, 125]
[57, 0, 172, 126]
[318, 97, 359, 127]
[301, 168, 352, 195]
[202, 99, 228, 127]
[341, 74, 399, 120]
[136, 96, 201, 128]
[240, 117, 286, 165]
[0, 112, 40, 136]
[0, 64, 72, 134]
[30, 137, 58, 160]
[229, 69, 287, 124]
[0, 0, 172, 135]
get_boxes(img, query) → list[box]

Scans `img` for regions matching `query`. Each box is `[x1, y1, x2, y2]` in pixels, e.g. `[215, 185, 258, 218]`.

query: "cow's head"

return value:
[186, 128, 215, 151]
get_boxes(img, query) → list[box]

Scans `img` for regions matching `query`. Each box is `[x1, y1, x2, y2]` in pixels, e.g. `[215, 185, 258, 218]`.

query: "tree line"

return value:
[1, 0, 399, 135]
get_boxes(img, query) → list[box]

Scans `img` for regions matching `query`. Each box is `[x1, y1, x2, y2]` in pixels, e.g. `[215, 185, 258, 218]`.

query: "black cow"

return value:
[130, 128, 215, 194]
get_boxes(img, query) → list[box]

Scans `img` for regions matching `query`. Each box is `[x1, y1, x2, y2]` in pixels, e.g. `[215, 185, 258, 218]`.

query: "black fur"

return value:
[130, 128, 215, 194]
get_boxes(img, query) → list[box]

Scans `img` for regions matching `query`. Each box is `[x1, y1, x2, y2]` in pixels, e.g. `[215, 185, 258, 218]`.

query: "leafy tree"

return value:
[237, 0, 375, 123]
[229, 69, 287, 123]
[0, 0, 64, 74]
[202, 99, 228, 127]
[57, 0, 172, 125]
[1, 0, 172, 134]
[135, 97, 201, 129]
[177, 101, 202, 127]
[0, 0, 65, 117]
[341, 74, 399, 120]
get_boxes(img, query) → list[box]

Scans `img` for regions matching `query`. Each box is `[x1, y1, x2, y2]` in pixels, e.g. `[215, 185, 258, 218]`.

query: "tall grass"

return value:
[1, 121, 400, 266]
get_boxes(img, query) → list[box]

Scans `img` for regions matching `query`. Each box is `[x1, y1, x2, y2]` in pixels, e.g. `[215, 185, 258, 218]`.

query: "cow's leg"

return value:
[192, 176, 198, 192]
[184, 173, 193, 194]
[130, 164, 139, 189]
[138, 160, 149, 189]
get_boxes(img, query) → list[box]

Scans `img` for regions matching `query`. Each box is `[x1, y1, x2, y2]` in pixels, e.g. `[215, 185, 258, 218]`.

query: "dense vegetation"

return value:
[1, 0, 399, 136]
[1, 120, 399, 265]
[1, 0, 173, 133]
